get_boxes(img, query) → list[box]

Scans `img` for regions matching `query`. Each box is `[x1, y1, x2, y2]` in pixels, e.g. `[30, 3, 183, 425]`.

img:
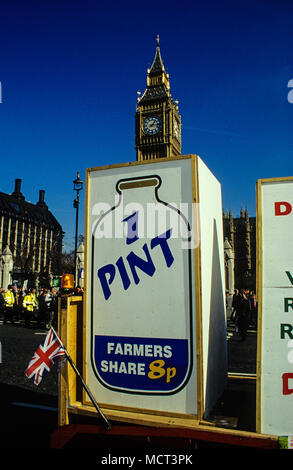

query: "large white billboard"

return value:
[257, 177, 293, 435]
[84, 156, 227, 421]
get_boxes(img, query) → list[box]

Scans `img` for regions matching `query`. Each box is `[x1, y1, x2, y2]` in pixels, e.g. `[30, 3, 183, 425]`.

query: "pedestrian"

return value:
[250, 290, 258, 327]
[44, 287, 57, 329]
[237, 289, 251, 341]
[23, 289, 38, 328]
[14, 287, 23, 322]
[31, 288, 39, 320]
[74, 285, 83, 296]
[231, 289, 241, 323]
[0, 289, 5, 320]
[3, 285, 15, 324]
[225, 290, 230, 319]
[38, 289, 47, 328]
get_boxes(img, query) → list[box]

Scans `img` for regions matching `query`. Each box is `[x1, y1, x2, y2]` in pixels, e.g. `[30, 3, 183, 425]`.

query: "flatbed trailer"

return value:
[50, 420, 279, 450]
[50, 295, 280, 450]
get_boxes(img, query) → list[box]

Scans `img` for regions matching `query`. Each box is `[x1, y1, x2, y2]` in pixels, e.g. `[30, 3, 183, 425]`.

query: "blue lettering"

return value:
[116, 256, 131, 291]
[96, 223, 174, 300]
[127, 243, 156, 285]
[97, 264, 116, 300]
[151, 228, 174, 267]
[123, 212, 139, 245]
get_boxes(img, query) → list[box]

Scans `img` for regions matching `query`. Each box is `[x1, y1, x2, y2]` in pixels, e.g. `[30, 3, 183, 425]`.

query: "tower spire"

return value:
[148, 34, 166, 77]
[135, 36, 181, 161]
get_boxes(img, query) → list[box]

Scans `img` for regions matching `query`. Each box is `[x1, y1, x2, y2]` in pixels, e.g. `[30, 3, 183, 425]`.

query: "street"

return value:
[0, 322, 58, 449]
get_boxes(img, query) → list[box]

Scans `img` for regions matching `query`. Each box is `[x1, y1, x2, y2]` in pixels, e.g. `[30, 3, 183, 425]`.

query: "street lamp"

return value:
[73, 171, 83, 287]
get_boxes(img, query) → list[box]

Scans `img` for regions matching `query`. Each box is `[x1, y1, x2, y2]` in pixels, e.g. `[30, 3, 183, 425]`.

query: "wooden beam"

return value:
[50, 422, 279, 449]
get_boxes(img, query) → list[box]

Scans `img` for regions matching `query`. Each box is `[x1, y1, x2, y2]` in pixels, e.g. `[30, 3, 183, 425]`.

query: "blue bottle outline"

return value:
[90, 174, 194, 395]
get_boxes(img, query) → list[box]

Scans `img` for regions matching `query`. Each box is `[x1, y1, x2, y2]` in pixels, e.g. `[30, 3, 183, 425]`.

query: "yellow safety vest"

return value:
[31, 293, 38, 307]
[4, 291, 15, 307]
[23, 294, 38, 312]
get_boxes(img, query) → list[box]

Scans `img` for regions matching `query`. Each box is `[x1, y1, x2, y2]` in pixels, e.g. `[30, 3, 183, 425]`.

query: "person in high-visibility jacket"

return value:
[3, 285, 15, 324]
[23, 289, 38, 328]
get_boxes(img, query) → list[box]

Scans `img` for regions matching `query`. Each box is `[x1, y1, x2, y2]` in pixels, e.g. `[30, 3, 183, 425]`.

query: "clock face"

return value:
[143, 116, 161, 135]
[174, 119, 179, 140]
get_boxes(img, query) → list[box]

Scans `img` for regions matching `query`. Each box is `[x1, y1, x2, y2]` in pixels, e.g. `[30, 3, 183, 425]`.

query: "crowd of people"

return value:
[1, 282, 255, 340]
[227, 288, 258, 341]
[0, 284, 84, 329]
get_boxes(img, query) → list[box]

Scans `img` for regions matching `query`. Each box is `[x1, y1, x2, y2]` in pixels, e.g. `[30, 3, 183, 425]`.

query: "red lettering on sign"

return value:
[275, 202, 292, 216]
[282, 373, 293, 395]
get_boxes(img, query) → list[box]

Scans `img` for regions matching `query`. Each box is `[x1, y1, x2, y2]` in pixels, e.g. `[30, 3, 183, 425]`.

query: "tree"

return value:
[60, 250, 75, 274]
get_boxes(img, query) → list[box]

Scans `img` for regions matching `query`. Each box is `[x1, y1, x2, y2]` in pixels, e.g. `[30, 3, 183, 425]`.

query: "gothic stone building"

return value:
[134, 37, 256, 293]
[0, 178, 63, 288]
[135, 35, 181, 161]
[223, 209, 256, 292]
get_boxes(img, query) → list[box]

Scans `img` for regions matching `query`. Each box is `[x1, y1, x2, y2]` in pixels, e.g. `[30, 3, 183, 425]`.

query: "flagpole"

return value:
[51, 327, 111, 431]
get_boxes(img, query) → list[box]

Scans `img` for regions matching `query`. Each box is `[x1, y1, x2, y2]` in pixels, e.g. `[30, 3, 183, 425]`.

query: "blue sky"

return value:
[0, 0, 292, 251]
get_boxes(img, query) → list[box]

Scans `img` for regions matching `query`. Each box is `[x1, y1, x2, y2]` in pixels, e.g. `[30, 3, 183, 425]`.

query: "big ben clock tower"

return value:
[135, 36, 182, 161]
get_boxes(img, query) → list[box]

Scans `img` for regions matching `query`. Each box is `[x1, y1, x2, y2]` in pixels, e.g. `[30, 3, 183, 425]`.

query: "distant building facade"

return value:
[223, 208, 256, 292]
[0, 178, 63, 288]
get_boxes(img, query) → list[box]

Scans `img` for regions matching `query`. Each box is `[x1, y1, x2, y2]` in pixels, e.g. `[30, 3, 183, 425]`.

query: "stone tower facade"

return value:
[223, 209, 256, 291]
[135, 36, 181, 161]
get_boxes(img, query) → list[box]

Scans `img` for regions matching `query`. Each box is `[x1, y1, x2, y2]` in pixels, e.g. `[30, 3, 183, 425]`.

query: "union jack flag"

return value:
[25, 328, 66, 385]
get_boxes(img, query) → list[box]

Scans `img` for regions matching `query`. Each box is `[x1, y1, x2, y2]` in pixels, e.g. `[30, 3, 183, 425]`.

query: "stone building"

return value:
[223, 208, 256, 292]
[0, 178, 63, 289]
[135, 35, 181, 161]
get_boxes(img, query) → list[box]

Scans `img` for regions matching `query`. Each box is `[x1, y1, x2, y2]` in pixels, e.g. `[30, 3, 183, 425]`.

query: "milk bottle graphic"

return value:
[90, 174, 194, 395]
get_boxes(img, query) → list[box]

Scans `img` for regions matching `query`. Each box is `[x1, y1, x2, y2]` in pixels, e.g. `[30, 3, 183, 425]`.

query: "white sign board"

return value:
[84, 156, 227, 421]
[257, 177, 293, 435]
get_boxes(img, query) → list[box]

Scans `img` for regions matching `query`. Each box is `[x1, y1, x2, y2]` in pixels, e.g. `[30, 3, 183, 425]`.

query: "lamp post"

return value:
[73, 171, 83, 287]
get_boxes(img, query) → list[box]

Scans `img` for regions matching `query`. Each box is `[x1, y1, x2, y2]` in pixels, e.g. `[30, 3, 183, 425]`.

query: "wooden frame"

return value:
[59, 155, 226, 429]
[83, 155, 203, 424]
[58, 294, 84, 426]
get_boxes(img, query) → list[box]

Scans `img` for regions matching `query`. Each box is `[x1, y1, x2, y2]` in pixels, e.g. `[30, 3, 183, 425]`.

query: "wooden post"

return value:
[58, 295, 69, 427]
